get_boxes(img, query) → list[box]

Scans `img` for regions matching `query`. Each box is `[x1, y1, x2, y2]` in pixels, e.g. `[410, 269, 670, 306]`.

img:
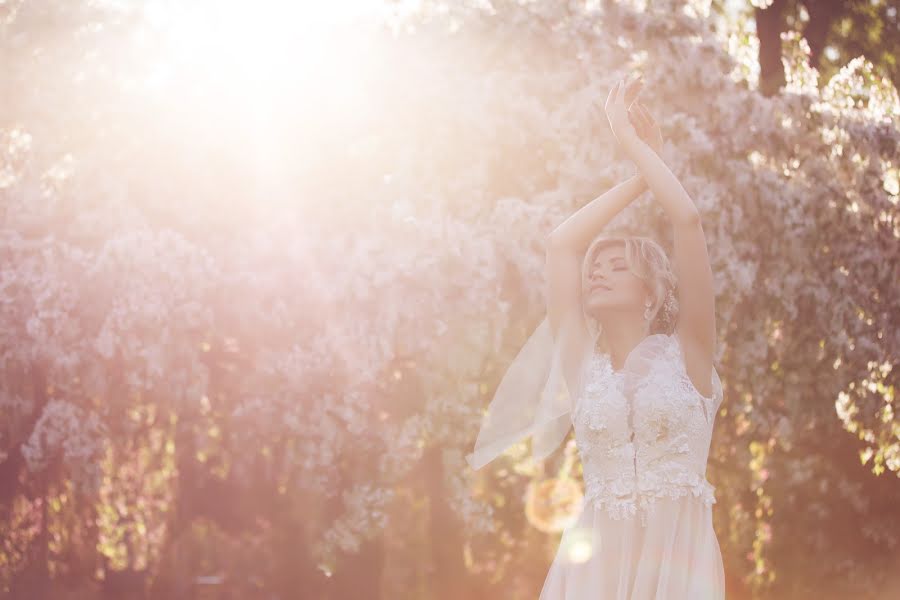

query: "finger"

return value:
[633, 117, 647, 138]
[628, 106, 641, 126]
[625, 76, 643, 105]
[638, 111, 650, 130]
[639, 103, 656, 126]
[631, 107, 649, 133]
[605, 80, 620, 111]
[631, 103, 647, 126]
[628, 110, 642, 134]
[609, 80, 623, 116]
[615, 79, 626, 108]
[609, 81, 622, 106]
[626, 85, 640, 107]
[636, 104, 651, 124]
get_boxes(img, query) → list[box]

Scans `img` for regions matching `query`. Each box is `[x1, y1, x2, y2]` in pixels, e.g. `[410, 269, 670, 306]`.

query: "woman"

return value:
[467, 74, 726, 599]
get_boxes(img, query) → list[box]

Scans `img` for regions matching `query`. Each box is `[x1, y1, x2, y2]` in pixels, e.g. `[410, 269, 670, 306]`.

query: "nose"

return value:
[590, 270, 611, 289]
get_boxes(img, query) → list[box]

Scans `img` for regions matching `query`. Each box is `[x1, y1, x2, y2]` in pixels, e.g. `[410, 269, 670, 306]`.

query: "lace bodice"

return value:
[572, 332, 723, 527]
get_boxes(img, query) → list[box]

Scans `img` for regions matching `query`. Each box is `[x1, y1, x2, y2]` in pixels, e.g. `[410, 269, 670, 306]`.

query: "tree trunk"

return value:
[755, 0, 789, 96]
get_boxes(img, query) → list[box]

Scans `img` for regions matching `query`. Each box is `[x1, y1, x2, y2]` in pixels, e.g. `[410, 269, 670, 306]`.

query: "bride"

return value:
[467, 74, 726, 599]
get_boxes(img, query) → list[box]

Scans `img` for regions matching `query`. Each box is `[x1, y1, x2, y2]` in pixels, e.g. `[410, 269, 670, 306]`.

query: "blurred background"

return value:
[0, 0, 898, 598]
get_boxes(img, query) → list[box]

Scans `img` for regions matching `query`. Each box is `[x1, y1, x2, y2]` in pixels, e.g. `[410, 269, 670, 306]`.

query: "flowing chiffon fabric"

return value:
[539, 494, 725, 599]
[466, 316, 587, 471]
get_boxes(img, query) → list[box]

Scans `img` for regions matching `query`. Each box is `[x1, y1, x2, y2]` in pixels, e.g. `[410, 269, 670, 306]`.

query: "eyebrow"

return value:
[597, 256, 625, 265]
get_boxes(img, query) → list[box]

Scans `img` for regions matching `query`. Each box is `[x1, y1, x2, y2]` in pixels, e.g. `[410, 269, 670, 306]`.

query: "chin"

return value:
[584, 297, 612, 312]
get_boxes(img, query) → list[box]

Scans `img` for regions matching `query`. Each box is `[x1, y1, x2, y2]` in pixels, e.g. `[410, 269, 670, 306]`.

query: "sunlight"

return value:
[113, 0, 389, 204]
[133, 0, 383, 109]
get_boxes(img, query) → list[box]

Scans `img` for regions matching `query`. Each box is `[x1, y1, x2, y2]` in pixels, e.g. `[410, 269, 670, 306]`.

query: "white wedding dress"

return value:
[538, 330, 726, 599]
[467, 316, 726, 600]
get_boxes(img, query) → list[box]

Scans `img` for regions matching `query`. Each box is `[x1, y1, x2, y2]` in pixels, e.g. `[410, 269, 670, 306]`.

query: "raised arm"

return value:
[608, 79, 716, 398]
[546, 173, 648, 341]
[546, 75, 648, 343]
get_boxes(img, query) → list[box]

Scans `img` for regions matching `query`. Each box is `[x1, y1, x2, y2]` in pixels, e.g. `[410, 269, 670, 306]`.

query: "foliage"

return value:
[0, 1, 897, 599]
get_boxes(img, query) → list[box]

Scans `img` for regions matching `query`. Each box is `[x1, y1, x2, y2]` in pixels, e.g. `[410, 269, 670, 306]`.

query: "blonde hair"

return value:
[580, 234, 678, 349]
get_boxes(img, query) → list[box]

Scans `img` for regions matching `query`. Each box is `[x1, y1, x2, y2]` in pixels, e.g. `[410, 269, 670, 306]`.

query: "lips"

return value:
[591, 283, 612, 292]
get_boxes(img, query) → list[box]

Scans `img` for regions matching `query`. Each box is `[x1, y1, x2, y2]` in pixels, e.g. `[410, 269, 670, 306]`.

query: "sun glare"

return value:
[132, 0, 383, 109]
[103, 0, 392, 206]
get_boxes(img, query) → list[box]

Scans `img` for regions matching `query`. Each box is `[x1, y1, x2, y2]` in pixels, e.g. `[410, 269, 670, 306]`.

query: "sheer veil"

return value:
[465, 313, 595, 471]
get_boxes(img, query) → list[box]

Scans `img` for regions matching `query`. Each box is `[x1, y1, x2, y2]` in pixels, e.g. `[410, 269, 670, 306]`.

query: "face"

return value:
[583, 244, 650, 316]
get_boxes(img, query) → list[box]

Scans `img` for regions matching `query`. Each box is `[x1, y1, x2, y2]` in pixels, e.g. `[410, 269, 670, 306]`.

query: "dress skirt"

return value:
[539, 494, 725, 600]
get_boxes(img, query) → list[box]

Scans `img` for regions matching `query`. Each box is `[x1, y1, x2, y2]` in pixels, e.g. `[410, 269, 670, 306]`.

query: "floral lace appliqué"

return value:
[573, 334, 721, 527]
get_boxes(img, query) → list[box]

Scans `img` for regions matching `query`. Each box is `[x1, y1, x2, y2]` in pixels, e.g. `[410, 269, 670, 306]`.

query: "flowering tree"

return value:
[0, 1, 897, 599]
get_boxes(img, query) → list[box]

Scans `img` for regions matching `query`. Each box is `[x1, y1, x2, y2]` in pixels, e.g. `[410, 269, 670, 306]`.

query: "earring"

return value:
[643, 298, 653, 320]
[661, 289, 677, 323]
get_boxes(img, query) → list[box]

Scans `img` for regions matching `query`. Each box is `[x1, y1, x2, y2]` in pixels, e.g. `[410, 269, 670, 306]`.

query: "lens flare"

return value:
[525, 477, 584, 533]
[561, 527, 597, 564]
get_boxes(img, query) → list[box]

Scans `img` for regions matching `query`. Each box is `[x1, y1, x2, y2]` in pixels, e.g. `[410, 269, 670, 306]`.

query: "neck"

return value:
[596, 314, 651, 370]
